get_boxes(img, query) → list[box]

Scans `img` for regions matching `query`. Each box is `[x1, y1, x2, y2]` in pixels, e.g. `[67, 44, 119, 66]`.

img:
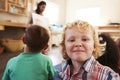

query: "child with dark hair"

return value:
[2, 25, 55, 80]
[97, 33, 120, 75]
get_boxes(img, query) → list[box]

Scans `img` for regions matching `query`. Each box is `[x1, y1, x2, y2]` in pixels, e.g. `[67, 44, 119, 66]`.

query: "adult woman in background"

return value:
[29, 1, 46, 23]
[28, 1, 49, 28]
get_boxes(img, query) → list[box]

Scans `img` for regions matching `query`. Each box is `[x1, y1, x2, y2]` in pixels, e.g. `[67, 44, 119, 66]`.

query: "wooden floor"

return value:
[0, 51, 21, 79]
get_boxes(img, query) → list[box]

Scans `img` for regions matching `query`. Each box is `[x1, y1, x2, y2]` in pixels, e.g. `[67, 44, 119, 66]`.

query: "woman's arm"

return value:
[27, 12, 33, 24]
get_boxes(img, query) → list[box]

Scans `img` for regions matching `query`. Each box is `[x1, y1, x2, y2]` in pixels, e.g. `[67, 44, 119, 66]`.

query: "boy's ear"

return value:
[43, 44, 49, 50]
[41, 44, 49, 54]
[22, 35, 26, 44]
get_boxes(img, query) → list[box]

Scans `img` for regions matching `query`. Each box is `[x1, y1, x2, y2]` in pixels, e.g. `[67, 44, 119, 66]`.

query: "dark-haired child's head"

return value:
[23, 25, 49, 52]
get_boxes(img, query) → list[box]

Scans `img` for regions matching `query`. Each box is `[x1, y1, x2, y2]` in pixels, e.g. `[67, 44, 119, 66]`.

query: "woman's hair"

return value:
[35, 1, 46, 14]
[116, 38, 120, 51]
[61, 20, 100, 60]
[24, 25, 49, 52]
[116, 38, 120, 72]
[97, 33, 120, 74]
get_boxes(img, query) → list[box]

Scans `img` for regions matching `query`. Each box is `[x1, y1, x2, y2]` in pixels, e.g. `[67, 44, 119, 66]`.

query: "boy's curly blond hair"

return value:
[61, 20, 100, 60]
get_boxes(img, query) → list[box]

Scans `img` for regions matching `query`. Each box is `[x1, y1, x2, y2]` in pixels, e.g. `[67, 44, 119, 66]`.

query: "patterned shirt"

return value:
[60, 56, 120, 80]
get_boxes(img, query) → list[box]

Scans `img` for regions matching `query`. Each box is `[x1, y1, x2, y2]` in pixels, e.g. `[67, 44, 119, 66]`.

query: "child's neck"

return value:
[24, 45, 29, 53]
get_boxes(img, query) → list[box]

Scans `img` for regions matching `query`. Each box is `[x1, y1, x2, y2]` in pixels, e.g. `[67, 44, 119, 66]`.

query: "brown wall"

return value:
[0, 27, 25, 40]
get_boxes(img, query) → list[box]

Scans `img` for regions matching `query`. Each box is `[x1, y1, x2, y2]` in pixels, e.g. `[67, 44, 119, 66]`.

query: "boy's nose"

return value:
[75, 42, 82, 47]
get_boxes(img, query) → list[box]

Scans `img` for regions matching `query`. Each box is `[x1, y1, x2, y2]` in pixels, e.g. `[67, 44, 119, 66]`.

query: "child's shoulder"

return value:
[95, 61, 119, 78]
[6, 56, 19, 67]
[7, 53, 24, 64]
[40, 53, 52, 61]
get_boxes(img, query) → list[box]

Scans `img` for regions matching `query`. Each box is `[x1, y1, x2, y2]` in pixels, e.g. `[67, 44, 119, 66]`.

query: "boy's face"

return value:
[65, 28, 95, 63]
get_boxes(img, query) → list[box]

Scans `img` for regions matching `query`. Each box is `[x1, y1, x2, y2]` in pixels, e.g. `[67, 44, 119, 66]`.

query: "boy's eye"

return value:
[68, 39, 75, 42]
[82, 38, 89, 41]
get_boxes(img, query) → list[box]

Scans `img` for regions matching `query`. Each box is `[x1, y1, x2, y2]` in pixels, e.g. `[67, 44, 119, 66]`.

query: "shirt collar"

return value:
[83, 56, 96, 72]
[62, 56, 96, 74]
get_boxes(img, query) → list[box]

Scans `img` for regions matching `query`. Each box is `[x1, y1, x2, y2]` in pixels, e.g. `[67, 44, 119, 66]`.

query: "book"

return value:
[32, 13, 49, 29]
